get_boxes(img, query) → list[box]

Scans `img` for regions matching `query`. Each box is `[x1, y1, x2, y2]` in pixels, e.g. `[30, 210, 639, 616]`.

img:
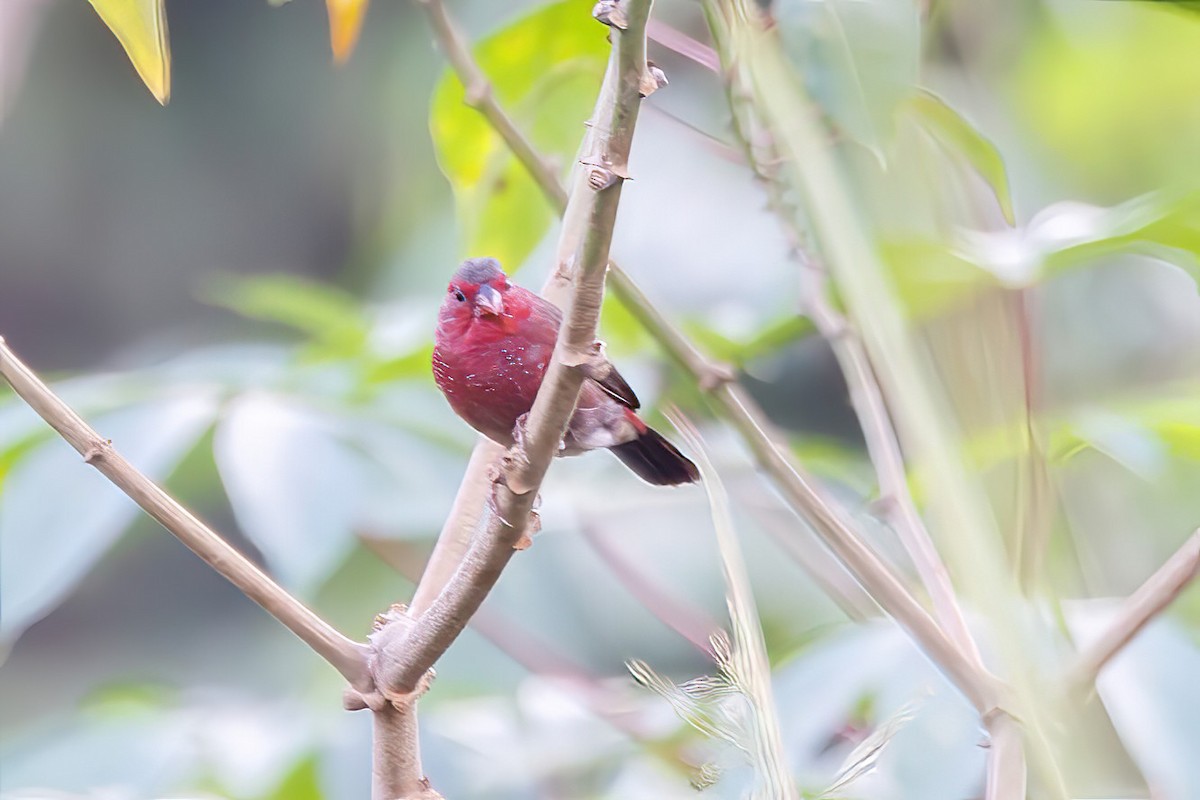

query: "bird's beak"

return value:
[475, 284, 505, 316]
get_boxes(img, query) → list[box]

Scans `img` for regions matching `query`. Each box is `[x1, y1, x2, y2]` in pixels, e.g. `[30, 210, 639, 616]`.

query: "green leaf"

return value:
[430, 1, 609, 269]
[0, 393, 217, 644]
[684, 314, 818, 367]
[264, 755, 323, 800]
[204, 273, 370, 357]
[87, 0, 171, 104]
[905, 90, 1014, 225]
[775, 0, 920, 156]
[1013, 11, 1200, 195]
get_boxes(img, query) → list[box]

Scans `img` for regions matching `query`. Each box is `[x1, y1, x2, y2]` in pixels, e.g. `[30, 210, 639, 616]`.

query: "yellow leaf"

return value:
[87, 0, 170, 104]
[326, 0, 370, 63]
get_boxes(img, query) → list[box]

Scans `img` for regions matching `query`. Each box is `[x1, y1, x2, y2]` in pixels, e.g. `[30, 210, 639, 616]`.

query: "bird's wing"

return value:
[524, 286, 641, 409]
[589, 360, 641, 410]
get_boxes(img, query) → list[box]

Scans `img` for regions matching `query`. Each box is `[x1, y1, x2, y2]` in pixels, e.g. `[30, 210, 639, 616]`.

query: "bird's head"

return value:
[441, 257, 511, 324]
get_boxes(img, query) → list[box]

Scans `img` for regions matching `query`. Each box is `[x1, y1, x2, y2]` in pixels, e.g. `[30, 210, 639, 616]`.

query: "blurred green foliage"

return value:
[431, 0, 608, 268]
[2, 0, 1199, 798]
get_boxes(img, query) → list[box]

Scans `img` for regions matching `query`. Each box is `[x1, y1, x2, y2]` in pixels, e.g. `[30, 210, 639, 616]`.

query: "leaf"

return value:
[950, 191, 1200, 289]
[204, 273, 370, 357]
[213, 393, 381, 592]
[0, 392, 217, 644]
[905, 90, 1014, 225]
[1012, 11, 1200, 194]
[87, 0, 170, 104]
[430, 1, 609, 269]
[775, 0, 920, 156]
[326, 0, 369, 63]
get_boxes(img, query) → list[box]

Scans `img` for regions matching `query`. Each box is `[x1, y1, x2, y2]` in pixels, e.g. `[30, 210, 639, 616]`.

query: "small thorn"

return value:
[592, 0, 627, 29]
[463, 81, 492, 109]
[640, 61, 669, 97]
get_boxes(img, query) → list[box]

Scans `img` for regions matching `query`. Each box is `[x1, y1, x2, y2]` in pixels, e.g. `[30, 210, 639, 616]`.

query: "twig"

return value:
[415, 0, 1001, 719]
[1067, 528, 1200, 689]
[740, 488, 879, 621]
[372, 0, 657, 701]
[418, 0, 569, 215]
[408, 439, 504, 617]
[713, 380, 999, 714]
[0, 336, 371, 690]
[718, 17, 982, 666]
[702, 2, 1045, 795]
[372, 703, 443, 800]
[799, 233, 980, 665]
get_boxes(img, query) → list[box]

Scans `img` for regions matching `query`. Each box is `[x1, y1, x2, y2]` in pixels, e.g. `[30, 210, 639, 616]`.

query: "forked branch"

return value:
[370, 0, 657, 701]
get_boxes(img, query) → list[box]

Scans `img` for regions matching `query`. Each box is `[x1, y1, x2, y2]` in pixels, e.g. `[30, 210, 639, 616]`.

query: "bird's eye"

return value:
[454, 290, 466, 302]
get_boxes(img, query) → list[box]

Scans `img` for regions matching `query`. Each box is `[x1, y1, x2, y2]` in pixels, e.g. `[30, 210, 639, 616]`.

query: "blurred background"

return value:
[1, 0, 1198, 797]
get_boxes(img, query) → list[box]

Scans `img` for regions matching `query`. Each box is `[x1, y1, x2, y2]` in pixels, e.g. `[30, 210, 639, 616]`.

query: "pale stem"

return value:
[1067, 528, 1200, 689]
[372, 0, 657, 700]
[0, 336, 371, 690]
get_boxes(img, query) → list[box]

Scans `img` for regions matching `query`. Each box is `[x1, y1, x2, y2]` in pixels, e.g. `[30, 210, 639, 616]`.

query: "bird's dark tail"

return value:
[611, 427, 700, 486]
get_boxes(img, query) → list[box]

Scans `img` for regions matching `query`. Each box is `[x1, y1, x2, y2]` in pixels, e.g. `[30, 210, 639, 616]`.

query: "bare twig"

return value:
[718, 17, 981, 666]
[409, 439, 504, 617]
[740, 488, 879, 621]
[0, 336, 371, 690]
[418, 0, 569, 215]
[702, 2, 1044, 794]
[414, 0, 1002, 720]
[1067, 528, 1200, 689]
[372, 0, 657, 701]
[373, 703, 443, 800]
[800, 233, 980, 665]
[714, 381, 1000, 714]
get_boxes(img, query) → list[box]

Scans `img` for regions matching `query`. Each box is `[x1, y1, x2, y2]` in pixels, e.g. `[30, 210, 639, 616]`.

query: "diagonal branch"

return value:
[0, 336, 371, 691]
[371, 0, 657, 701]
[1067, 528, 1200, 690]
[412, 0, 1001, 718]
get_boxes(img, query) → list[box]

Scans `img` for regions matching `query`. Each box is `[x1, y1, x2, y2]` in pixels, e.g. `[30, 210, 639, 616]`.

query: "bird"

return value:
[432, 257, 699, 486]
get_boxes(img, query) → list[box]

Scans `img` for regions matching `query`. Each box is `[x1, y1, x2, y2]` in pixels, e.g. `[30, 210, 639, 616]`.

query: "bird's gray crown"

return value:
[454, 257, 505, 285]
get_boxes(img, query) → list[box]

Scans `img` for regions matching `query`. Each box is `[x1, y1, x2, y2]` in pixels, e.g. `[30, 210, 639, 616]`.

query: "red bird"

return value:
[433, 258, 699, 486]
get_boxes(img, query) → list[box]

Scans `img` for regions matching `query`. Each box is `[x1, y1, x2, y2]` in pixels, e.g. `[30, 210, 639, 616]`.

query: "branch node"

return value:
[583, 162, 625, 191]
[463, 80, 492, 109]
[83, 439, 113, 464]
[640, 61, 669, 97]
[592, 0, 628, 29]
[699, 362, 737, 392]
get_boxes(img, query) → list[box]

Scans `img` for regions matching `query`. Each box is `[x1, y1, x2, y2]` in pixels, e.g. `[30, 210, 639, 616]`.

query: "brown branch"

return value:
[417, 0, 569, 216]
[1067, 528, 1200, 690]
[0, 336, 371, 690]
[371, 0, 657, 701]
[414, 0, 1001, 719]
[719, 20, 982, 667]
[408, 438, 504, 617]
[372, 702, 443, 800]
[799, 233, 980, 665]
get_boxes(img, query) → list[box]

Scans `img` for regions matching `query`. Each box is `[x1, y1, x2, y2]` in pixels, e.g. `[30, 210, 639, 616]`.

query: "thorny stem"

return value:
[414, 0, 1002, 720]
[703, 2, 1041, 796]
[0, 337, 371, 690]
[372, 0, 656, 700]
[729, 83, 983, 666]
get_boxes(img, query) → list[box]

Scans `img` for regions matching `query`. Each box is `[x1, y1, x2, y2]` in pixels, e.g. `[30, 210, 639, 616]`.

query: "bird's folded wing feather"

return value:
[589, 361, 641, 410]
